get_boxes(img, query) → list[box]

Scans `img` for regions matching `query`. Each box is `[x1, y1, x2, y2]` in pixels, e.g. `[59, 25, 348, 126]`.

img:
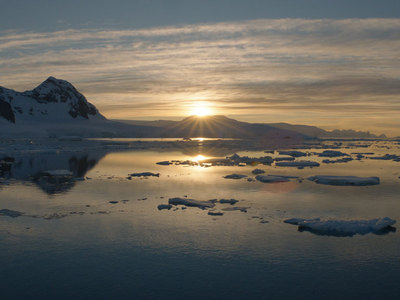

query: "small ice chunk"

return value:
[219, 198, 239, 205]
[168, 197, 215, 209]
[307, 175, 380, 186]
[156, 161, 172, 165]
[224, 174, 247, 179]
[278, 150, 307, 157]
[157, 204, 173, 210]
[318, 150, 348, 157]
[252, 168, 265, 175]
[255, 175, 290, 183]
[284, 217, 396, 236]
[42, 170, 73, 176]
[274, 156, 295, 162]
[275, 161, 320, 168]
[222, 207, 248, 212]
[0, 209, 24, 218]
[130, 172, 160, 177]
[322, 157, 353, 164]
[208, 211, 224, 216]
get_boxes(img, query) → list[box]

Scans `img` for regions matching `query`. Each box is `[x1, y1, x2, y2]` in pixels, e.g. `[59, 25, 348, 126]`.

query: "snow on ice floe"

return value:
[224, 174, 247, 179]
[284, 217, 396, 236]
[168, 197, 215, 209]
[308, 175, 380, 186]
[275, 161, 320, 168]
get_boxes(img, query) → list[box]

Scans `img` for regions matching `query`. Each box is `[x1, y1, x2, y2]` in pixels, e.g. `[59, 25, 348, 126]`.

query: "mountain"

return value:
[153, 115, 307, 139]
[0, 77, 387, 139]
[0, 76, 105, 123]
[0, 77, 158, 137]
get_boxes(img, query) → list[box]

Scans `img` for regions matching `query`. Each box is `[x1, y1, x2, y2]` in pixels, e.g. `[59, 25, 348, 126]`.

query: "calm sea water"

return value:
[0, 140, 399, 299]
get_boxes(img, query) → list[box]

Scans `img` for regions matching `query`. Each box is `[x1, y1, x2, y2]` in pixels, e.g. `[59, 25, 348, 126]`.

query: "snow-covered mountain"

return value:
[0, 76, 105, 123]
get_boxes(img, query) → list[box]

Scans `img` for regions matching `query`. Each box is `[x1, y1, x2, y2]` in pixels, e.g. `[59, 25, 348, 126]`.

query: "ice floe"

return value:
[0, 209, 24, 218]
[157, 204, 173, 210]
[318, 150, 348, 157]
[219, 198, 239, 204]
[252, 168, 265, 175]
[284, 217, 396, 236]
[130, 172, 160, 177]
[224, 174, 247, 179]
[208, 211, 224, 216]
[168, 197, 215, 209]
[275, 161, 320, 168]
[255, 175, 291, 183]
[307, 175, 380, 186]
[322, 157, 353, 164]
[222, 207, 248, 212]
[278, 150, 307, 157]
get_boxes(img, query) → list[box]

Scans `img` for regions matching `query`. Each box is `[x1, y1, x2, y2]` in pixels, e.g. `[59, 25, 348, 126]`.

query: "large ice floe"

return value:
[284, 217, 396, 236]
[308, 175, 380, 186]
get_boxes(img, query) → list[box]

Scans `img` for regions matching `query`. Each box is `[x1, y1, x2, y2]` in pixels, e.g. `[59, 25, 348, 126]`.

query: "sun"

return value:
[190, 102, 212, 117]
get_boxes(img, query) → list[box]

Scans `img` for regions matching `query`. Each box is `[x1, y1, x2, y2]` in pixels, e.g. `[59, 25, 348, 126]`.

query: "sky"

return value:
[1, 0, 400, 135]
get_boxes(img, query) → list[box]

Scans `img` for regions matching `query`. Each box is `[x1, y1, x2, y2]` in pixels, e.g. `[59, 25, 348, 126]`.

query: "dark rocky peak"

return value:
[24, 76, 101, 119]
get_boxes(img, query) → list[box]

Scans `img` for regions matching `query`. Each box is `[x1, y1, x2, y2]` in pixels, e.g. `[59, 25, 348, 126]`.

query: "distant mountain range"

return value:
[0, 77, 386, 139]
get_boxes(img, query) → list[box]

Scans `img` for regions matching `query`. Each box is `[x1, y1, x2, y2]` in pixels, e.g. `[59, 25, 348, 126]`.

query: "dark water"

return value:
[0, 142, 400, 299]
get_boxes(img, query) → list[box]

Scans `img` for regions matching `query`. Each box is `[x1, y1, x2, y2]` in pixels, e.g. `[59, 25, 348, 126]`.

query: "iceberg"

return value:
[284, 217, 396, 236]
[307, 175, 379, 186]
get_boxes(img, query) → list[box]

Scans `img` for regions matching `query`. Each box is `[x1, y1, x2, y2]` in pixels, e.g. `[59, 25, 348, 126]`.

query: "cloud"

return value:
[0, 18, 399, 135]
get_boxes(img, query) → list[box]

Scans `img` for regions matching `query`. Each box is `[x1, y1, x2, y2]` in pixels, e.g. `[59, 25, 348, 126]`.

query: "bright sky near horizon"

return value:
[1, 0, 400, 135]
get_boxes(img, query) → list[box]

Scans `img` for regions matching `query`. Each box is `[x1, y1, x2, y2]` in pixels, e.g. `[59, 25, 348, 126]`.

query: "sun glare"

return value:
[190, 102, 212, 117]
[193, 154, 207, 162]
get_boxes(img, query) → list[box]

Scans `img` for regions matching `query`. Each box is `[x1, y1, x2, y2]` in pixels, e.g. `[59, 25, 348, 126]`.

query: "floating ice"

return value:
[130, 172, 160, 177]
[208, 211, 224, 216]
[157, 204, 173, 210]
[369, 154, 400, 161]
[255, 175, 291, 183]
[156, 161, 172, 165]
[322, 157, 353, 164]
[307, 175, 380, 186]
[0, 209, 24, 218]
[252, 168, 265, 175]
[224, 174, 247, 179]
[42, 170, 73, 176]
[219, 198, 239, 204]
[168, 197, 215, 209]
[278, 150, 307, 157]
[284, 217, 396, 236]
[222, 207, 248, 212]
[274, 156, 295, 162]
[318, 150, 348, 157]
[275, 161, 320, 168]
